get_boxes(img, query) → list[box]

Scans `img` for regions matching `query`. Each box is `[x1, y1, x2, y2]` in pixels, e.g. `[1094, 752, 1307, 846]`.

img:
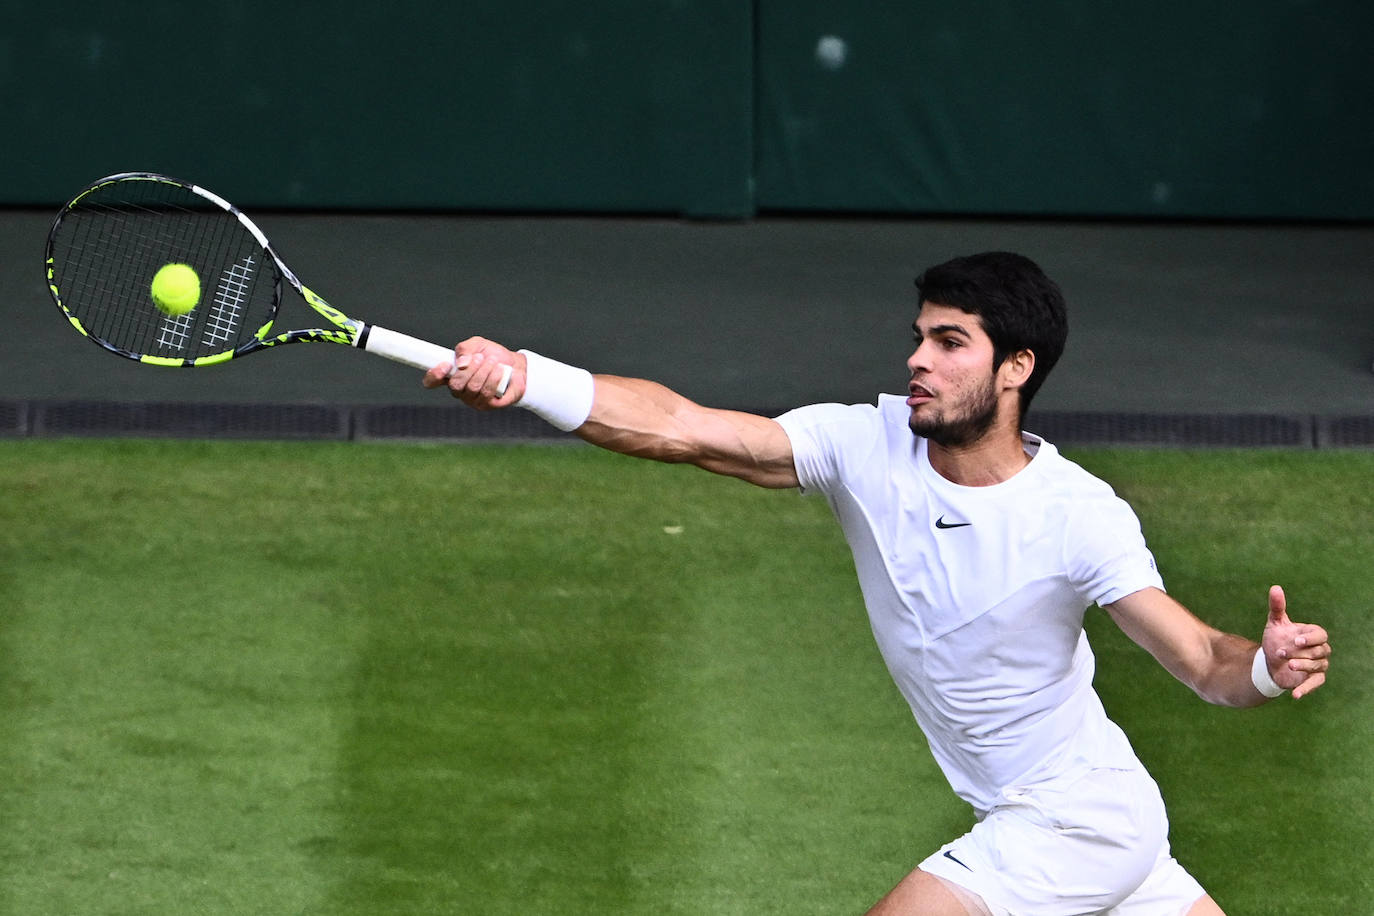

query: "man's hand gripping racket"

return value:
[423, 338, 526, 407]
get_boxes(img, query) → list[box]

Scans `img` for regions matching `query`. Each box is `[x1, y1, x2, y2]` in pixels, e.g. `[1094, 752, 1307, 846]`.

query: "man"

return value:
[423, 252, 1331, 915]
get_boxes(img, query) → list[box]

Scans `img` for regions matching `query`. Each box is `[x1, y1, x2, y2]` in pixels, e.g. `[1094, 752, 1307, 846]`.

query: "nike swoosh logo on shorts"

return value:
[943, 849, 973, 871]
[935, 515, 972, 529]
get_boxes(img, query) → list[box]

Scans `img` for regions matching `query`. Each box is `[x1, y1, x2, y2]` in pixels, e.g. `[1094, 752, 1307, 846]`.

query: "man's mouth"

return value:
[908, 382, 935, 406]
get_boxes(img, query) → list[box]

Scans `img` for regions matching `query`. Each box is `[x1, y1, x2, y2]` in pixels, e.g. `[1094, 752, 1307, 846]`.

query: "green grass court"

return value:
[2, 439, 1370, 914]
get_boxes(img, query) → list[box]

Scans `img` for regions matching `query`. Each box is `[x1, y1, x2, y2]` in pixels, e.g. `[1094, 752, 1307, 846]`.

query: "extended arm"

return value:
[577, 374, 800, 487]
[422, 338, 799, 490]
[1104, 585, 1330, 706]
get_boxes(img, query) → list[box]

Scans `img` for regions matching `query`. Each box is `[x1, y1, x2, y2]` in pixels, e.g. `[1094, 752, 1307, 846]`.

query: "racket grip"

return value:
[364, 325, 510, 395]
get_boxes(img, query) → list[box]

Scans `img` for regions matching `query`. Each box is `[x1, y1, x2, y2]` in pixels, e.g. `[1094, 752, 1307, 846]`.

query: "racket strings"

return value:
[48, 179, 279, 361]
[155, 311, 195, 352]
[202, 254, 258, 349]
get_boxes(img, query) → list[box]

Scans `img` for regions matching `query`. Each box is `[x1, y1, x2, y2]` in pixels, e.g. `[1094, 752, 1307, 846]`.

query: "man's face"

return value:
[906, 302, 1003, 447]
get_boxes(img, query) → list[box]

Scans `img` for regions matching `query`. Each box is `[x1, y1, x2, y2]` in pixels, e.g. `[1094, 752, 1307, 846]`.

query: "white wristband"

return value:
[517, 349, 595, 432]
[1251, 647, 1285, 698]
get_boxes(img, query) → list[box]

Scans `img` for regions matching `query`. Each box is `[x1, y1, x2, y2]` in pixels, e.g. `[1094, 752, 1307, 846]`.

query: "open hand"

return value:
[1261, 585, 1331, 699]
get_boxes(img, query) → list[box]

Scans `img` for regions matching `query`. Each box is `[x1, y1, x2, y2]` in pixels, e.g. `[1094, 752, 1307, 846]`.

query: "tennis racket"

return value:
[45, 171, 510, 392]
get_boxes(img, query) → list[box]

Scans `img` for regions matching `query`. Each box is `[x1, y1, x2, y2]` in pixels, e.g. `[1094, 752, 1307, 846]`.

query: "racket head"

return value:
[45, 172, 287, 367]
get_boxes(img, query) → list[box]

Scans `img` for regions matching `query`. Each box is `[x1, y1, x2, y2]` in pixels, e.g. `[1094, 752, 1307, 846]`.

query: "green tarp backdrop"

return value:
[5, 1, 1370, 219]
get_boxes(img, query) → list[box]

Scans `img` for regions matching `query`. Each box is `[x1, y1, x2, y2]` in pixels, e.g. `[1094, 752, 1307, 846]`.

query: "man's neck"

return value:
[926, 424, 1031, 487]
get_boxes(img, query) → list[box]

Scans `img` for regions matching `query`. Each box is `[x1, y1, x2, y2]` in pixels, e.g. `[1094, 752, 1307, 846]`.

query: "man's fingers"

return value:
[444, 352, 516, 404]
[1294, 633, 1330, 656]
[1295, 624, 1329, 650]
[421, 362, 451, 389]
[1279, 624, 1330, 659]
[423, 343, 478, 389]
[1267, 584, 1289, 625]
[1287, 656, 1330, 675]
[449, 353, 490, 394]
[423, 338, 520, 404]
[1291, 672, 1326, 700]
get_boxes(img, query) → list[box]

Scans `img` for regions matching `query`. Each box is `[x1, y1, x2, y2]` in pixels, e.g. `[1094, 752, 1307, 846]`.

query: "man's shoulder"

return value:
[1003, 439, 1140, 542]
[776, 397, 893, 437]
[776, 397, 905, 492]
[1025, 435, 1117, 496]
[1022, 441, 1148, 548]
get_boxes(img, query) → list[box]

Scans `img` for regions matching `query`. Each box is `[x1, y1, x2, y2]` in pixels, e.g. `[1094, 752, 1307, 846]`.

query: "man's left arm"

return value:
[1104, 585, 1331, 706]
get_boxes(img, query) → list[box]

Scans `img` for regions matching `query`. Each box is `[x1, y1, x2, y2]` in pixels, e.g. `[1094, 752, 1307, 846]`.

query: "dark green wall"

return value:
[5, 1, 755, 216]
[6, 2, 1371, 219]
[755, 1, 1374, 219]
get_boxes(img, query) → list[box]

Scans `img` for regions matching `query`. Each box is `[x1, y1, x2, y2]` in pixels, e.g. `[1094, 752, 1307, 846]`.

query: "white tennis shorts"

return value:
[919, 766, 1206, 916]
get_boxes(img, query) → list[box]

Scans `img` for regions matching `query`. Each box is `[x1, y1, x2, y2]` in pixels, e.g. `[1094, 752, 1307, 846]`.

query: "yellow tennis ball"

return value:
[150, 263, 201, 316]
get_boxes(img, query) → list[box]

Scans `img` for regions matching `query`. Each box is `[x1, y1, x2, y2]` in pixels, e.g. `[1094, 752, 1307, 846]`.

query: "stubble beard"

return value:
[908, 375, 1001, 448]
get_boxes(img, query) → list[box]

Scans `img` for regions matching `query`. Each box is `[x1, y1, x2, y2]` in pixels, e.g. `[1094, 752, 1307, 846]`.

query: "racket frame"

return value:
[45, 172, 459, 375]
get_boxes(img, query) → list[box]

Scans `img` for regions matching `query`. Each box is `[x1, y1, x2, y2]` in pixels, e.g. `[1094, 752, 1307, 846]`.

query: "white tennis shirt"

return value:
[777, 395, 1165, 815]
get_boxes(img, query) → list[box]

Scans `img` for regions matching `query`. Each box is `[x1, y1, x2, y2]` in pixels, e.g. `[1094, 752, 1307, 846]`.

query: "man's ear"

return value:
[1001, 348, 1035, 391]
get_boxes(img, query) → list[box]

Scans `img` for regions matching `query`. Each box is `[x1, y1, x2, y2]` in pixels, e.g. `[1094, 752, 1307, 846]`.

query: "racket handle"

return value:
[363, 325, 511, 396]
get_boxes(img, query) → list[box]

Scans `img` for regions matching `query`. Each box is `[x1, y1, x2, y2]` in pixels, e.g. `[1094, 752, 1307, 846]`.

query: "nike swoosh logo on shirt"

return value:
[935, 516, 972, 529]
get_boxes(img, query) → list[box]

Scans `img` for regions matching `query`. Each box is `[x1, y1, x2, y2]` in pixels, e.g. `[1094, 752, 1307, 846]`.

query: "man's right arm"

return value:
[423, 338, 800, 490]
[579, 375, 799, 488]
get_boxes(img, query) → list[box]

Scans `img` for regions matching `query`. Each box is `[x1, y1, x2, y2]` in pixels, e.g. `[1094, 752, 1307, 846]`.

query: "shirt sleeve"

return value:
[1064, 492, 1166, 607]
[774, 402, 880, 494]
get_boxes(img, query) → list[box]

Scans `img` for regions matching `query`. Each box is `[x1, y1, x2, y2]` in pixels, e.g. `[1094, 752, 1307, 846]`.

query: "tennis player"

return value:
[425, 251, 1331, 916]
